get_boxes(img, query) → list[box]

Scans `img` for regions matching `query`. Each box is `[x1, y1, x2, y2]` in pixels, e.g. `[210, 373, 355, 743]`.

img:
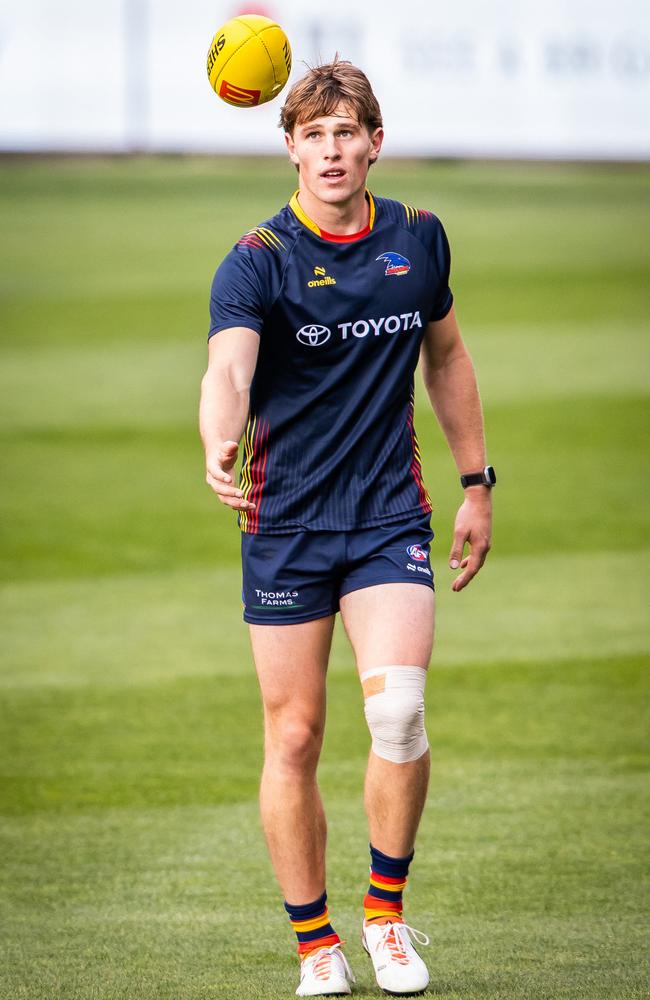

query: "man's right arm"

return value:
[199, 327, 260, 512]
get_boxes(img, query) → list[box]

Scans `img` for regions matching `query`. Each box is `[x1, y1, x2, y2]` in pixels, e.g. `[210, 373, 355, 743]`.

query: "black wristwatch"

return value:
[460, 465, 496, 489]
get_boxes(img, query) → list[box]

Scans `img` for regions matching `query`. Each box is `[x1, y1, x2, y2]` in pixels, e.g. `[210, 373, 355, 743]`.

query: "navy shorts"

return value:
[241, 513, 434, 625]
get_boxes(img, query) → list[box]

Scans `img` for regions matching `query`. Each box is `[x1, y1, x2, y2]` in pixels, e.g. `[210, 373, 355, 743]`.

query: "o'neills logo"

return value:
[308, 265, 337, 288]
[308, 276, 336, 287]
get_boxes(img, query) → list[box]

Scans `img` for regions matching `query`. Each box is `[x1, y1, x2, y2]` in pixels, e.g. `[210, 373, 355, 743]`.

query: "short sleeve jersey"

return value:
[208, 191, 453, 534]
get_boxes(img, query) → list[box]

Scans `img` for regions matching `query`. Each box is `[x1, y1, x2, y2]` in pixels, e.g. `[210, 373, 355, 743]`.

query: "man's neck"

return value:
[296, 186, 369, 236]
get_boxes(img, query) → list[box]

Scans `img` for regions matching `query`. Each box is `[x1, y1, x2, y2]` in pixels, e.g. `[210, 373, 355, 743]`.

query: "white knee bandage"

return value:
[361, 666, 429, 764]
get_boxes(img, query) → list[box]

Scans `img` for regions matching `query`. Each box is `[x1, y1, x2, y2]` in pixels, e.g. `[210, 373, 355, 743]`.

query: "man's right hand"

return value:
[205, 440, 256, 511]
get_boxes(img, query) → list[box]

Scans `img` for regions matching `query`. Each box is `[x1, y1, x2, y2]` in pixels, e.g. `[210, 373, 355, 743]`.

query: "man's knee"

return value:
[361, 666, 429, 763]
[265, 715, 324, 771]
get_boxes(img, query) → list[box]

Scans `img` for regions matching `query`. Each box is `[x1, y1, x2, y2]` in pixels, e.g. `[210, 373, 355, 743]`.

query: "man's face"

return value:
[285, 106, 383, 207]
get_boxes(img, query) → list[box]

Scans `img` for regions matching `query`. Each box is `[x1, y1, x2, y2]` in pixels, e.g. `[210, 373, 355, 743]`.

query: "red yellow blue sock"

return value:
[284, 890, 341, 956]
[364, 843, 414, 923]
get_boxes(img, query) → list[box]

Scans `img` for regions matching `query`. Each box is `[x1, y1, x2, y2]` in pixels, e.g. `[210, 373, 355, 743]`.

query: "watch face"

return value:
[484, 466, 496, 486]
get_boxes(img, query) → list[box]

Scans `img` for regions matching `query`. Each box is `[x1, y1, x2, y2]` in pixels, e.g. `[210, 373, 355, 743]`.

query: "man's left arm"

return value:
[419, 304, 492, 592]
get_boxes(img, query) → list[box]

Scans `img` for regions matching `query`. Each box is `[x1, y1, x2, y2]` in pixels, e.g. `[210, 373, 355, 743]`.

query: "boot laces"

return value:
[376, 921, 430, 966]
[305, 943, 354, 983]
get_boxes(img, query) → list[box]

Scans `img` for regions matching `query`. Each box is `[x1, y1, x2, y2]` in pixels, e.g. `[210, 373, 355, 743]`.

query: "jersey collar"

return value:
[289, 189, 376, 242]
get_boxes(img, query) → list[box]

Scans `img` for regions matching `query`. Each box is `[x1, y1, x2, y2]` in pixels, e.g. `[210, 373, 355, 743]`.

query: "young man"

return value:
[199, 59, 494, 996]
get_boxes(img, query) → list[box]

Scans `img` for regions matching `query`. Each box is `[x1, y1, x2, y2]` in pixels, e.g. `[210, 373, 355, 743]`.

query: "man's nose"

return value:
[323, 135, 341, 159]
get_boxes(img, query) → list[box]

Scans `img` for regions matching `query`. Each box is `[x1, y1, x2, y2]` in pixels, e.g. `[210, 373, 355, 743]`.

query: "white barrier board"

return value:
[0, 0, 648, 158]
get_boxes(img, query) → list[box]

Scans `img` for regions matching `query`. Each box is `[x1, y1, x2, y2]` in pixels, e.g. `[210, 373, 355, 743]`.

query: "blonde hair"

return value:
[279, 56, 383, 136]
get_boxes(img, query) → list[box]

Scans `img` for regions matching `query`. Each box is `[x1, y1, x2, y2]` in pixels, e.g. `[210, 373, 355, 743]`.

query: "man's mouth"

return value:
[321, 169, 346, 179]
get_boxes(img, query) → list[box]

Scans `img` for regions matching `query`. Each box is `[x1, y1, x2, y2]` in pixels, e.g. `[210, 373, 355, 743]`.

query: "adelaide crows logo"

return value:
[376, 251, 411, 277]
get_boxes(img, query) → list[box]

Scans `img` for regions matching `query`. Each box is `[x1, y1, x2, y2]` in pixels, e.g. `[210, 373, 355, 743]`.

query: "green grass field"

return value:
[1, 157, 649, 999]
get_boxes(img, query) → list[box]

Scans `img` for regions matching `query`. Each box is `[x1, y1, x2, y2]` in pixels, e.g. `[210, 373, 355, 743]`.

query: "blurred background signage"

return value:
[1, 0, 648, 158]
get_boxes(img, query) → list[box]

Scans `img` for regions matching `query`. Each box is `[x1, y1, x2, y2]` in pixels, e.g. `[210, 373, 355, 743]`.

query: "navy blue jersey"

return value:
[208, 191, 453, 534]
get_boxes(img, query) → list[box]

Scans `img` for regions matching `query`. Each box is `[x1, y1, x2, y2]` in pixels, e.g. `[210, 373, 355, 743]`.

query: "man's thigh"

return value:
[339, 584, 434, 674]
[249, 616, 335, 717]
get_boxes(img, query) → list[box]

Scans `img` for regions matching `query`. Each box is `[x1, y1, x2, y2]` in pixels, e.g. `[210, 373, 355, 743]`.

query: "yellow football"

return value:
[206, 14, 292, 108]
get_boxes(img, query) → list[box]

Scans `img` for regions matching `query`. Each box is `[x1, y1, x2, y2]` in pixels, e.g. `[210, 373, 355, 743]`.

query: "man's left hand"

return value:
[449, 489, 493, 592]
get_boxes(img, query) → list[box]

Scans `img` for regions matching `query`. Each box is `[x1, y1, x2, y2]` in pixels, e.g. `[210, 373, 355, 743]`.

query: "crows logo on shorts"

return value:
[407, 544, 427, 562]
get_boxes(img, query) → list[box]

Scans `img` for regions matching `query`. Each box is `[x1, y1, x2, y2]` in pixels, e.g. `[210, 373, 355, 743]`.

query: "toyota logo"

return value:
[296, 324, 331, 347]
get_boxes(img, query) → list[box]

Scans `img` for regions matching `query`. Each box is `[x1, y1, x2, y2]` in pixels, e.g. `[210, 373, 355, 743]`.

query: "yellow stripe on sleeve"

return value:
[258, 226, 286, 250]
[254, 228, 275, 250]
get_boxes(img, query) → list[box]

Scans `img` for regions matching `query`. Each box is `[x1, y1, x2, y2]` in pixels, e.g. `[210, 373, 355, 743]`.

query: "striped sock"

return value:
[363, 843, 414, 923]
[284, 891, 341, 956]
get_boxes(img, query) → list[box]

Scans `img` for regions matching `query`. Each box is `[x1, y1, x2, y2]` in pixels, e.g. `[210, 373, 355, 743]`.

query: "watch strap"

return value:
[460, 466, 496, 489]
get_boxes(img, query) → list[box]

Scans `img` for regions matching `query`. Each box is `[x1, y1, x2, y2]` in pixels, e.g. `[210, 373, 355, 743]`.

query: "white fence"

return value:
[1, 0, 648, 158]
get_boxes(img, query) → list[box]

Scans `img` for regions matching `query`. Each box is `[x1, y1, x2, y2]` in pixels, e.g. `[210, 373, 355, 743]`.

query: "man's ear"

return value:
[285, 132, 299, 167]
[368, 127, 384, 165]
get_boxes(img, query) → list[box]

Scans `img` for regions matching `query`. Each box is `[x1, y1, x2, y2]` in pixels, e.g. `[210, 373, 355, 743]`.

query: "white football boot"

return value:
[296, 942, 356, 996]
[362, 919, 430, 995]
